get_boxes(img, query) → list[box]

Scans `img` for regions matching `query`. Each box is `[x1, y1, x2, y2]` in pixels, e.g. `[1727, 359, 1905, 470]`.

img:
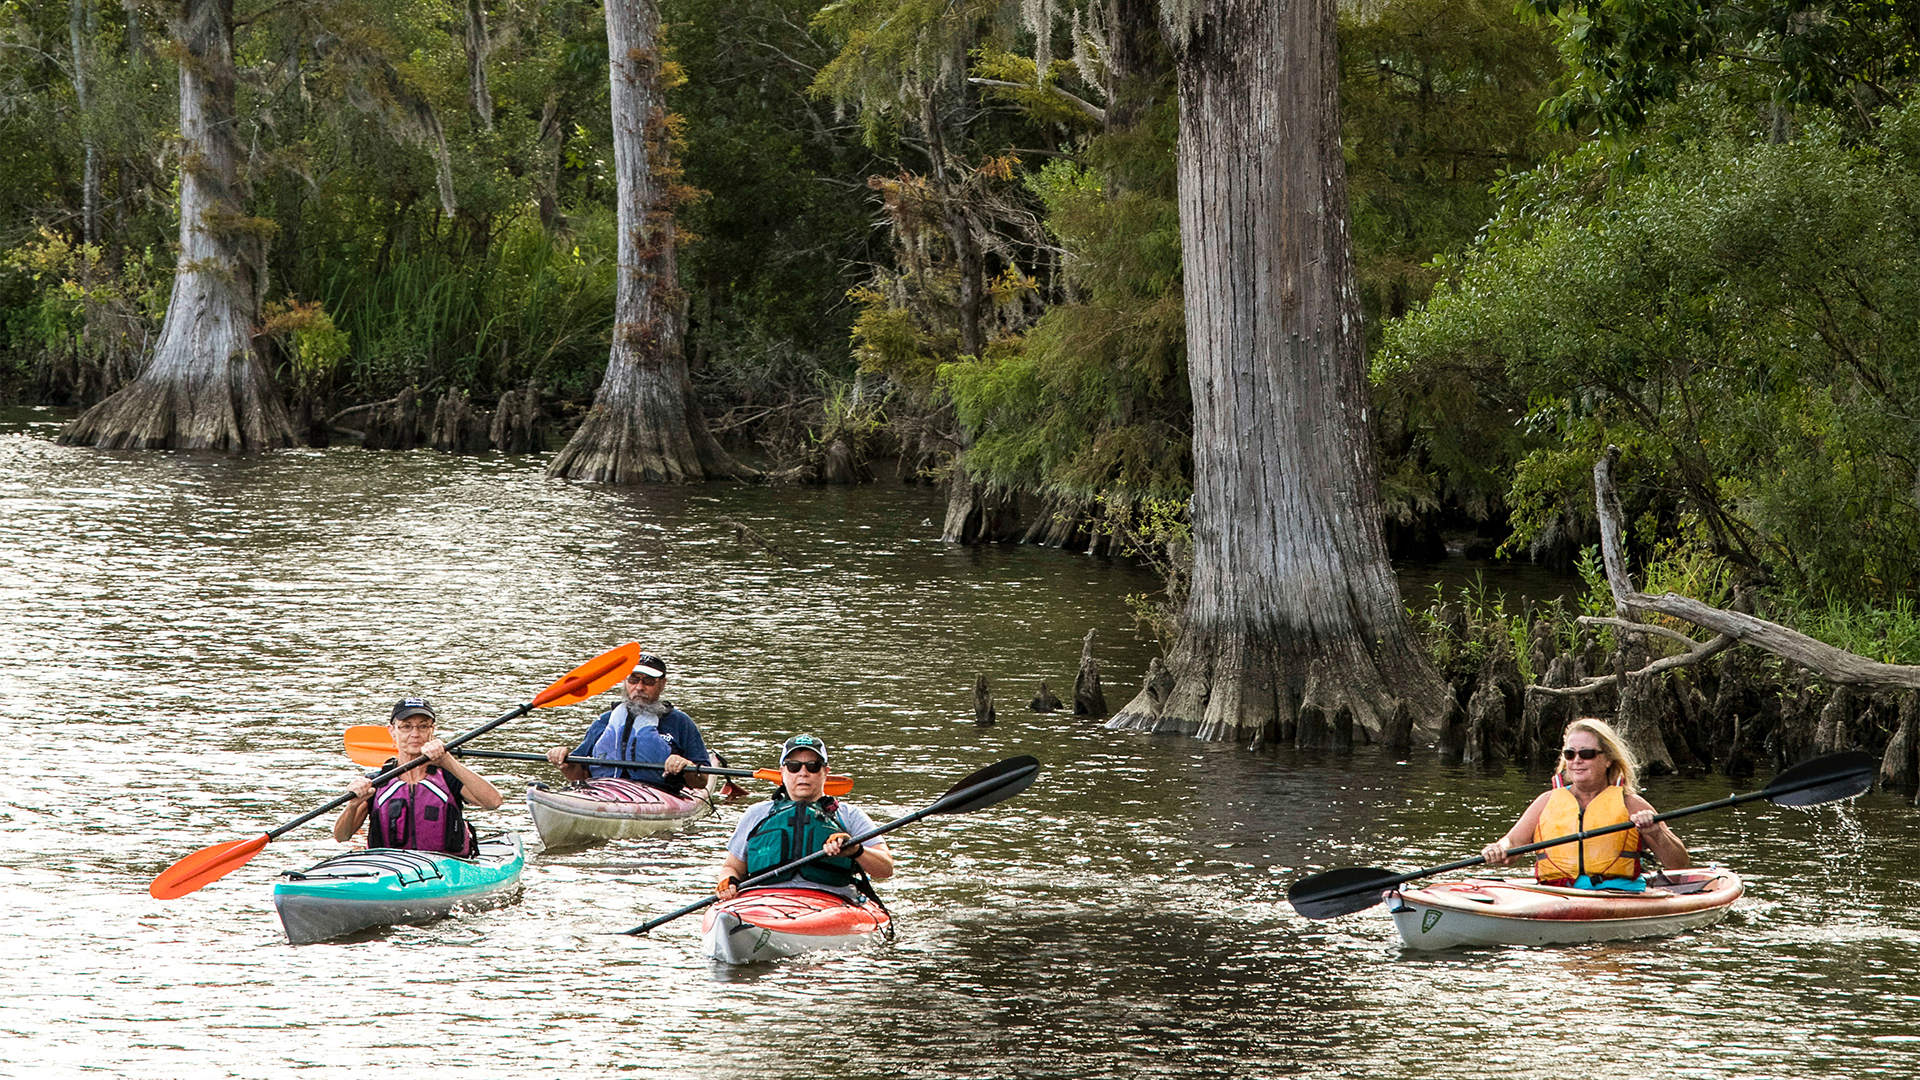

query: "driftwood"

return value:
[973, 673, 996, 726]
[720, 515, 798, 567]
[1532, 447, 1920, 698]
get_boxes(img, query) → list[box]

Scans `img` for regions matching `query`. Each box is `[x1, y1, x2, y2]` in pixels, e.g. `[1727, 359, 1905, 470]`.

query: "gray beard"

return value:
[622, 697, 669, 721]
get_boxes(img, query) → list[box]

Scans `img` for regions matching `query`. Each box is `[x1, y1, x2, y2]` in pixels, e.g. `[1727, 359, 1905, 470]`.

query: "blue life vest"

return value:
[744, 795, 858, 888]
[590, 706, 682, 787]
[367, 767, 473, 856]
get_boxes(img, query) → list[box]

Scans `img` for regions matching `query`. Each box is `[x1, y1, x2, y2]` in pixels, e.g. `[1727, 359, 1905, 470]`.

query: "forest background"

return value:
[7, 0, 1920, 774]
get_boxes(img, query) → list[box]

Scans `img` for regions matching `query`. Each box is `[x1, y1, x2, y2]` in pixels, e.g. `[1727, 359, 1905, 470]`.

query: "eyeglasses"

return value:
[627, 674, 661, 686]
[1561, 747, 1602, 760]
[783, 759, 824, 774]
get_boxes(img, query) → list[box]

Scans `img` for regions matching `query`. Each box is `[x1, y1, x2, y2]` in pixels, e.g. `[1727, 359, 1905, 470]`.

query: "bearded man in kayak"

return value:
[1480, 717, 1691, 888]
[714, 735, 894, 901]
[544, 652, 712, 794]
[333, 698, 505, 855]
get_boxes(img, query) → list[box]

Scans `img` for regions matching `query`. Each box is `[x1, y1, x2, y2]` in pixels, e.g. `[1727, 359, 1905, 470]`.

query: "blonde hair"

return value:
[1559, 717, 1639, 791]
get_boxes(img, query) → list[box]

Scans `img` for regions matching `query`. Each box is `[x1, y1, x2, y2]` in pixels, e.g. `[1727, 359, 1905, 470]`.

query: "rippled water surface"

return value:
[5, 406, 1920, 1079]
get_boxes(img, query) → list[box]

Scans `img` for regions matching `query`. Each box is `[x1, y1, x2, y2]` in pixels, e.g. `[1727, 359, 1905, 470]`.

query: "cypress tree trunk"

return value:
[60, 0, 294, 450]
[69, 0, 99, 247]
[547, 0, 754, 483]
[1108, 0, 1447, 746]
[464, 0, 494, 132]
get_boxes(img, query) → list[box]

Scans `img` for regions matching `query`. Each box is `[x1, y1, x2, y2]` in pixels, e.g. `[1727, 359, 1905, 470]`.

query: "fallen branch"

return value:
[1552, 446, 1920, 692]
[328, 380, 443, 427]
[720, 515, 798, 567]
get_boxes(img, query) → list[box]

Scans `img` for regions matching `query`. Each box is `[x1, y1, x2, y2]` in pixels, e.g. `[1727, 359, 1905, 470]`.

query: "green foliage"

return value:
[1409, 576, 1552, 685]
[1528, 0, 1920, 134]
[310, 210, 617, 398]
[1778, 595, 1920, 666]
[0, 228, 168, 393]
[1382, 98, 1920, 604]
[663, 0, 888, 404]
[940, 129, 1190, 502]
[1345, 0, 1570, 533]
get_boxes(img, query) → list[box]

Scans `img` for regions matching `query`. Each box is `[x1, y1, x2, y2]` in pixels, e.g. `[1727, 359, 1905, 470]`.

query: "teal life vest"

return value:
[744, 794, 858, 888]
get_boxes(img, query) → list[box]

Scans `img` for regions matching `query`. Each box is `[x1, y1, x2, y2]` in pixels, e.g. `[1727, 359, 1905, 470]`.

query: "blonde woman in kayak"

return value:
[1480, 718, 1691, 888]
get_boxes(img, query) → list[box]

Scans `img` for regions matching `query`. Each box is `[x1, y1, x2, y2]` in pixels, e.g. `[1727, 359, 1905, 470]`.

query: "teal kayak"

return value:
[272, 833, 525, 945]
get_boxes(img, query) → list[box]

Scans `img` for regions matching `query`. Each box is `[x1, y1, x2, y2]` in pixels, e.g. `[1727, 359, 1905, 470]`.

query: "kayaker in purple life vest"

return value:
[714, 735, 895, 901]
[544, 652, 718, 795]
[332, 698, 505, 856]
[1479, 717, 1692, 889]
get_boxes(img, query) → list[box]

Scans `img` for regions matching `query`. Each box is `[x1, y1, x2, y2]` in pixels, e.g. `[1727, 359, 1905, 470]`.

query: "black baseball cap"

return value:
[634, 653, 668, 679]
[391, 698, 437, 722]
[780, 734, 828, 766]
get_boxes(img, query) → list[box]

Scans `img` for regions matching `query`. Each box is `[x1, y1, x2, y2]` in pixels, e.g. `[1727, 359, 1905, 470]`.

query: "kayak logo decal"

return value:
[753, 928, 772, 954]
[1421, 910, 1443, 933]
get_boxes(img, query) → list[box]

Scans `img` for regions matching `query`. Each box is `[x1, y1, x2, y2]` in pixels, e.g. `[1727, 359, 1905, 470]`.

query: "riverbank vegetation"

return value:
[6, 0, 1920, 760]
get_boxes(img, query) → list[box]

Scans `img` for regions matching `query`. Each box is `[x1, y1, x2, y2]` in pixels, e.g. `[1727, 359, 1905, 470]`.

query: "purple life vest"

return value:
[367, 767, 474, 856]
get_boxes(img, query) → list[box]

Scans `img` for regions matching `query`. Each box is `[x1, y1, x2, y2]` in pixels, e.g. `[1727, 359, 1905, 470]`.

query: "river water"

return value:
[4, 405, 1920, 1079]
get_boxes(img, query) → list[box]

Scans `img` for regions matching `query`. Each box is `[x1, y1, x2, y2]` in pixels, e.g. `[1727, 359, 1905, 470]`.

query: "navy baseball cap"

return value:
[391, 698, 437, 722]
[634, 654, 668, 679]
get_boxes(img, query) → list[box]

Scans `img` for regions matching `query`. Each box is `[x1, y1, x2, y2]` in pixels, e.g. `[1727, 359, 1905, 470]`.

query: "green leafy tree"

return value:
[1381, 100, 1920, 603]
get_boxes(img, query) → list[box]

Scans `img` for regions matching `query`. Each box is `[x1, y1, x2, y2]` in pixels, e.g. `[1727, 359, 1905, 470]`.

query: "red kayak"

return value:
[701, 887, 891, 964]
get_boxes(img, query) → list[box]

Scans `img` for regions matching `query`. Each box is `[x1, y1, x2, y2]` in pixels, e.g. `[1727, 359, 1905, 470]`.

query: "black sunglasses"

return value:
[1561, 747, 1602, 760]
[627, 673, 661, 685]
[783, 759, 825, 773]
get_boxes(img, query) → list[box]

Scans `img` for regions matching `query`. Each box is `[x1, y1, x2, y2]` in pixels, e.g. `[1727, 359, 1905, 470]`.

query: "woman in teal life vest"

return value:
[332, 698, 505, 854]
[714, 735, 894, 901]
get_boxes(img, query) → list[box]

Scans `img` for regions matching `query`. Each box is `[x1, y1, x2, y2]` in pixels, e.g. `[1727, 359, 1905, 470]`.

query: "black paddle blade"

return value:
[1287, 866, 1403, 920]
[1765, 749, 1876, 807]
[933, 755, 1041, 815]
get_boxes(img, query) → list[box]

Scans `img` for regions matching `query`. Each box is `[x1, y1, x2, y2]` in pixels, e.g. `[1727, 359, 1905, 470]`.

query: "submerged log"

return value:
[973, 673, 995, 726]
[720, 515, 798, 567]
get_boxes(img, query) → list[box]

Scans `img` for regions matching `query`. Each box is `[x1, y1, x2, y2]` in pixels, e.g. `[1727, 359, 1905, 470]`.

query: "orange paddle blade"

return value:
[149, 834, 271, 899]
[530, 642, 640, 708]
[343, 724, 395, 767]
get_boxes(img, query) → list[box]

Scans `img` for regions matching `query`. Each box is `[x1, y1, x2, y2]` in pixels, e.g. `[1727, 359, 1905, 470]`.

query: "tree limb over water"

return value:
[1539, 447, 1920, 696]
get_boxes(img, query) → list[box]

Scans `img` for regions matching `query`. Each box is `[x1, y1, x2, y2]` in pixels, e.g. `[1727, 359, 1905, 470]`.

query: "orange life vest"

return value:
[1533, 784, 1641, 884]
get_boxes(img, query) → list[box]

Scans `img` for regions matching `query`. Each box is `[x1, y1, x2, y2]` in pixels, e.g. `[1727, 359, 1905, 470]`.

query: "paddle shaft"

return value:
[1347, 782, 1800, 899]
[274, 704, 533, 840]
[438, 747, 783, 779]
[624, 761, 1038, 935]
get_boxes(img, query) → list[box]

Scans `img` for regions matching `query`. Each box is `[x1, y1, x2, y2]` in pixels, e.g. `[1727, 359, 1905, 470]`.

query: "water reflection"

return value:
[2, 412, 1918, 1079]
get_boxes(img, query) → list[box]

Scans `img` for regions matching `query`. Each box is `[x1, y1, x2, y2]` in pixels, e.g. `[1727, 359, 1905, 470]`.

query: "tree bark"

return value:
[464, 0, 494, 132]
[70, 0, 99, 247]
[60, 0, 294, 450]
[547, 0, 754, 483]
[1107, 0, 1449, 746]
